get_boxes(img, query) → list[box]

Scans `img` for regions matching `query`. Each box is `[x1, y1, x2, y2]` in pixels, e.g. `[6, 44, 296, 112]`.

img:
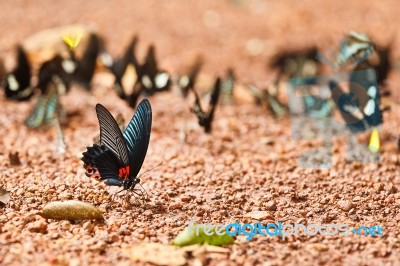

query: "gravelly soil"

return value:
[1, 1, 400, 265]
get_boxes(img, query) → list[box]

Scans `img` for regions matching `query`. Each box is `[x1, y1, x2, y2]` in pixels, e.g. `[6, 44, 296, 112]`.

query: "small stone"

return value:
[264, 201, 277, 211]
[28, 220, 47, 234]
[338, 200, 353, 212]
[353, 196, 362, 201]
[83, 221, 94, 233]
[312, 243, 328, 252]
[169, 202, 183, 210]
[143, 210, 153, 218]
[180, 195, 191, 203]
[373, 183, 384, 191]
[106, 233, 120, 243]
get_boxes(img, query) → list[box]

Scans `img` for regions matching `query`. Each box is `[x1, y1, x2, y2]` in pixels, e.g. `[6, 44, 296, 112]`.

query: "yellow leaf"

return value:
[62, 33, 83, 49]
[368, 128, 380, 153]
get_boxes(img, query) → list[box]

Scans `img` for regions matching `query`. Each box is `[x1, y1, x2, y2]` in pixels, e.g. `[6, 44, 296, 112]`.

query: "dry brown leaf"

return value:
[181, 244, 230, 254]
[125, 243, 231, 266]
[125, 243, 187, 266]
[22, 24, 96, 64]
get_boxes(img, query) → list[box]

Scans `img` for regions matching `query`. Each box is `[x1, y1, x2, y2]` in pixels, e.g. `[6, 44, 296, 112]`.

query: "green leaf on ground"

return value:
[172, 223, 234, 247]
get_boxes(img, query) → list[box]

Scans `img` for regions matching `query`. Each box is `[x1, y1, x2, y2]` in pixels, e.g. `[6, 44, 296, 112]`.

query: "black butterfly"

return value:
[3, 46, 34, 101]
[138, 45, 170, 96]
[106, 36, 142, 107]
[82, 99, 152, 197]
[106, 38, 170, 108]
[63, 33, 101, 89]
[190, 77, 221, 133]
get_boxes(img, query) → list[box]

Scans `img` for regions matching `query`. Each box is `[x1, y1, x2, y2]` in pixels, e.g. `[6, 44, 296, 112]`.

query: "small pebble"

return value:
[338, 200, 353, 212]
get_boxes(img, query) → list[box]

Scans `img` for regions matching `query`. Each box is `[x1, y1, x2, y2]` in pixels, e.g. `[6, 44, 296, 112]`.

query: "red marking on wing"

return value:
[84, 163, 101, 181]
[118, 165, 130, 180]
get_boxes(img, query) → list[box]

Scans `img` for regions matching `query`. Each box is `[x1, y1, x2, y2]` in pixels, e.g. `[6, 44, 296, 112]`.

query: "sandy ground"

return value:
[1, 0, 400, 265]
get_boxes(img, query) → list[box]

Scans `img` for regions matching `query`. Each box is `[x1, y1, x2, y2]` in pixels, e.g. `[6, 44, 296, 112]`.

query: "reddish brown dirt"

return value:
[1, 1, 400, 265]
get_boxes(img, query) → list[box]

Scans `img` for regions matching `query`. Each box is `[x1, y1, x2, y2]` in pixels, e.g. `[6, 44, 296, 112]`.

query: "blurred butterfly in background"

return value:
[270, 47, 320, 80]
[269, 47, 326, 118]
[248, 82, 288, 119]
[25, 55, 72, 153]
[3, 46, 34, 101]
[105, 37, 170, 108]
[336, 31, 376, 70]
[190, 77, 221, 133]
[105, 36, 142, 107]
[26, 54, 71, 127]
[62, 33, 102, 89]
[139, 45, 171, 95]
[81, 99, 152, 198]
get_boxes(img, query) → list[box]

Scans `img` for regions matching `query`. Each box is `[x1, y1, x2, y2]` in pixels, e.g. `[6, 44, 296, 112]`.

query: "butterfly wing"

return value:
[74, 33, 101, 88]
[96, 104, 130, 166]
[203, 77, 221, 132]
[4, 46, 33, 101]
[123, 99, 152, 178]
[207, 77, 221, 121]
[82, 144, 124, 185]
[112, 36, 139, 94]
[140, 45, 170, 94]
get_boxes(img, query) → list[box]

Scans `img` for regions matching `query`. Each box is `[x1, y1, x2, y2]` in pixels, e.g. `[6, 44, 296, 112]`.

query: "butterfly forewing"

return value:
[208, 77, 221, 119]
[123, 99, 152, 178]
[96, 104, 130, 166]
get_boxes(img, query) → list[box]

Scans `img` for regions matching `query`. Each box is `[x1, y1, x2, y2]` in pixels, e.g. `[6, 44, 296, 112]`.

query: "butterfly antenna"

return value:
[137, 161, 163, 179]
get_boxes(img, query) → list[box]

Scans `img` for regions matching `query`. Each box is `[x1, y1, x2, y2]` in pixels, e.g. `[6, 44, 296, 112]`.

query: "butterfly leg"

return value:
[131, 189, 146, 205]
[138, 183, 149, 201]
[53, 115, 66, 154]
[104, 179, 125, 201]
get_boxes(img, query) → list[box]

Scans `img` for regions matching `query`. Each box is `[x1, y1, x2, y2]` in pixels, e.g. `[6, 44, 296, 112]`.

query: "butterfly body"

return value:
[82, 99, 152, 194]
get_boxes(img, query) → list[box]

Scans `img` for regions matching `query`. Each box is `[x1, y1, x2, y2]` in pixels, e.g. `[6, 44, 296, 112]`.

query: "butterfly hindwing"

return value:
[123, 99, 152, 178]
[96, 104, 130, 166]
[82, 144, 123, 182]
